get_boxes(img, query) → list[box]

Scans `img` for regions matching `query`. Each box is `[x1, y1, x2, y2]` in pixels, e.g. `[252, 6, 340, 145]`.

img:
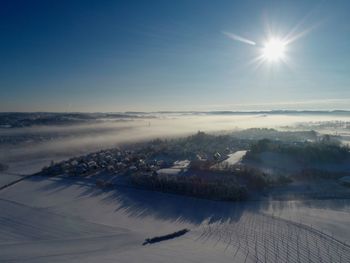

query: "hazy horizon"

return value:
[2, 107, 350, 113]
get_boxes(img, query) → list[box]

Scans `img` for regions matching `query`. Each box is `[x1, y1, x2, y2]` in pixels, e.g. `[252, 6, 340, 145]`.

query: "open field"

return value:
[1, 172, 350, 262]
[1, 112, 350, 262]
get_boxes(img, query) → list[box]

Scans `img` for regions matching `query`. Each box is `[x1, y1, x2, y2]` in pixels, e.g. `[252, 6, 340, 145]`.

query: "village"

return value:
[40, 139, 240, 186]
[39, 130, 350, 201]
[39, 131, 256, 200]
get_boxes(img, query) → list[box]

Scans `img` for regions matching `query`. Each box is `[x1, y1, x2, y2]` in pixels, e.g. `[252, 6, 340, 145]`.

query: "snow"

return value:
[157, 160, 190, 176]
[2, 113, 350, 261]
[211, 150, 247, 170]
[157, 168, 183, 175]
[1, 173, 350, 262]
[0, 172, 22, 187]
[1, 148, 350, 262]
[263, 199, 350, 243]
[222, 150, 247, 165]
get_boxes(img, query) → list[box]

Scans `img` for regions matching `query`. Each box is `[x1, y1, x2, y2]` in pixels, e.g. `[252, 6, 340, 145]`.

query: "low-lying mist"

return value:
[1, 112, 349, 169]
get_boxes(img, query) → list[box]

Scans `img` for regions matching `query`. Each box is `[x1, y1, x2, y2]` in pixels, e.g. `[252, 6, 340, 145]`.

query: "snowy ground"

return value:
[1, 114, 350, 262]
[1, 173, 350, 262]
[211, 150, 247, 170]
[157, 160, 190, 176]
[224, 150, 247, 165]
[0, 157, 61, 188]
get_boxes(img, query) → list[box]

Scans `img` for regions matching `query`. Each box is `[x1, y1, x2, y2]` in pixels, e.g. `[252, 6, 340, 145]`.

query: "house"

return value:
[87, 161, 98, 170]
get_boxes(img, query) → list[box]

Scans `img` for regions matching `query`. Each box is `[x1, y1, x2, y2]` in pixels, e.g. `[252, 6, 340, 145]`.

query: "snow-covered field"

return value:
[1, 172, 350, 262]
[1, 113, 350, 262]
[222, 150, 247, 165]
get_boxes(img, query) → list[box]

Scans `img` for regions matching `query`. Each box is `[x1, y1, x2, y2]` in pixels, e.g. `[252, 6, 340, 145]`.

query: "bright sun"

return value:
[262, 38, 286, 62]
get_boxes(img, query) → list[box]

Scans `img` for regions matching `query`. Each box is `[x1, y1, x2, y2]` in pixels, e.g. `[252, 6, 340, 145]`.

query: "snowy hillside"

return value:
[1, 173, 350, 262]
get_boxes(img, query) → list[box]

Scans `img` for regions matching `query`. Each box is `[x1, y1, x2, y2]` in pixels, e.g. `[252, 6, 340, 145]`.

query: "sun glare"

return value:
[262, 38, 286, 62]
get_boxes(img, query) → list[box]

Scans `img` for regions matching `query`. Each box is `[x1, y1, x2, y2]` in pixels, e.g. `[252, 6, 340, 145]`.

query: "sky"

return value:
[0, 0, 350, 112]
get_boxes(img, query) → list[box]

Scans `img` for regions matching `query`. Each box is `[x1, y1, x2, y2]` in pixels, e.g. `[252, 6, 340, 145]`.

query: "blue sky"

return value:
[1, 0, 350, 112]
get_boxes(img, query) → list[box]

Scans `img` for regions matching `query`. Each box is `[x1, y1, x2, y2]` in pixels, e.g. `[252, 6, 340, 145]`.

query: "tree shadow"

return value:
[30, 175, 268, 225]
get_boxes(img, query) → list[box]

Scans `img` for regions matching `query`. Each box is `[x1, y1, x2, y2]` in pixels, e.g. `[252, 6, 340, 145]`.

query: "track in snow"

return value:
[198, 212, 350, 263]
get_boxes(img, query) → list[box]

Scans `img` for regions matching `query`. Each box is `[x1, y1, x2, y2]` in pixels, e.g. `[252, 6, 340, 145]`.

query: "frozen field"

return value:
[1, 173, 350, 262]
